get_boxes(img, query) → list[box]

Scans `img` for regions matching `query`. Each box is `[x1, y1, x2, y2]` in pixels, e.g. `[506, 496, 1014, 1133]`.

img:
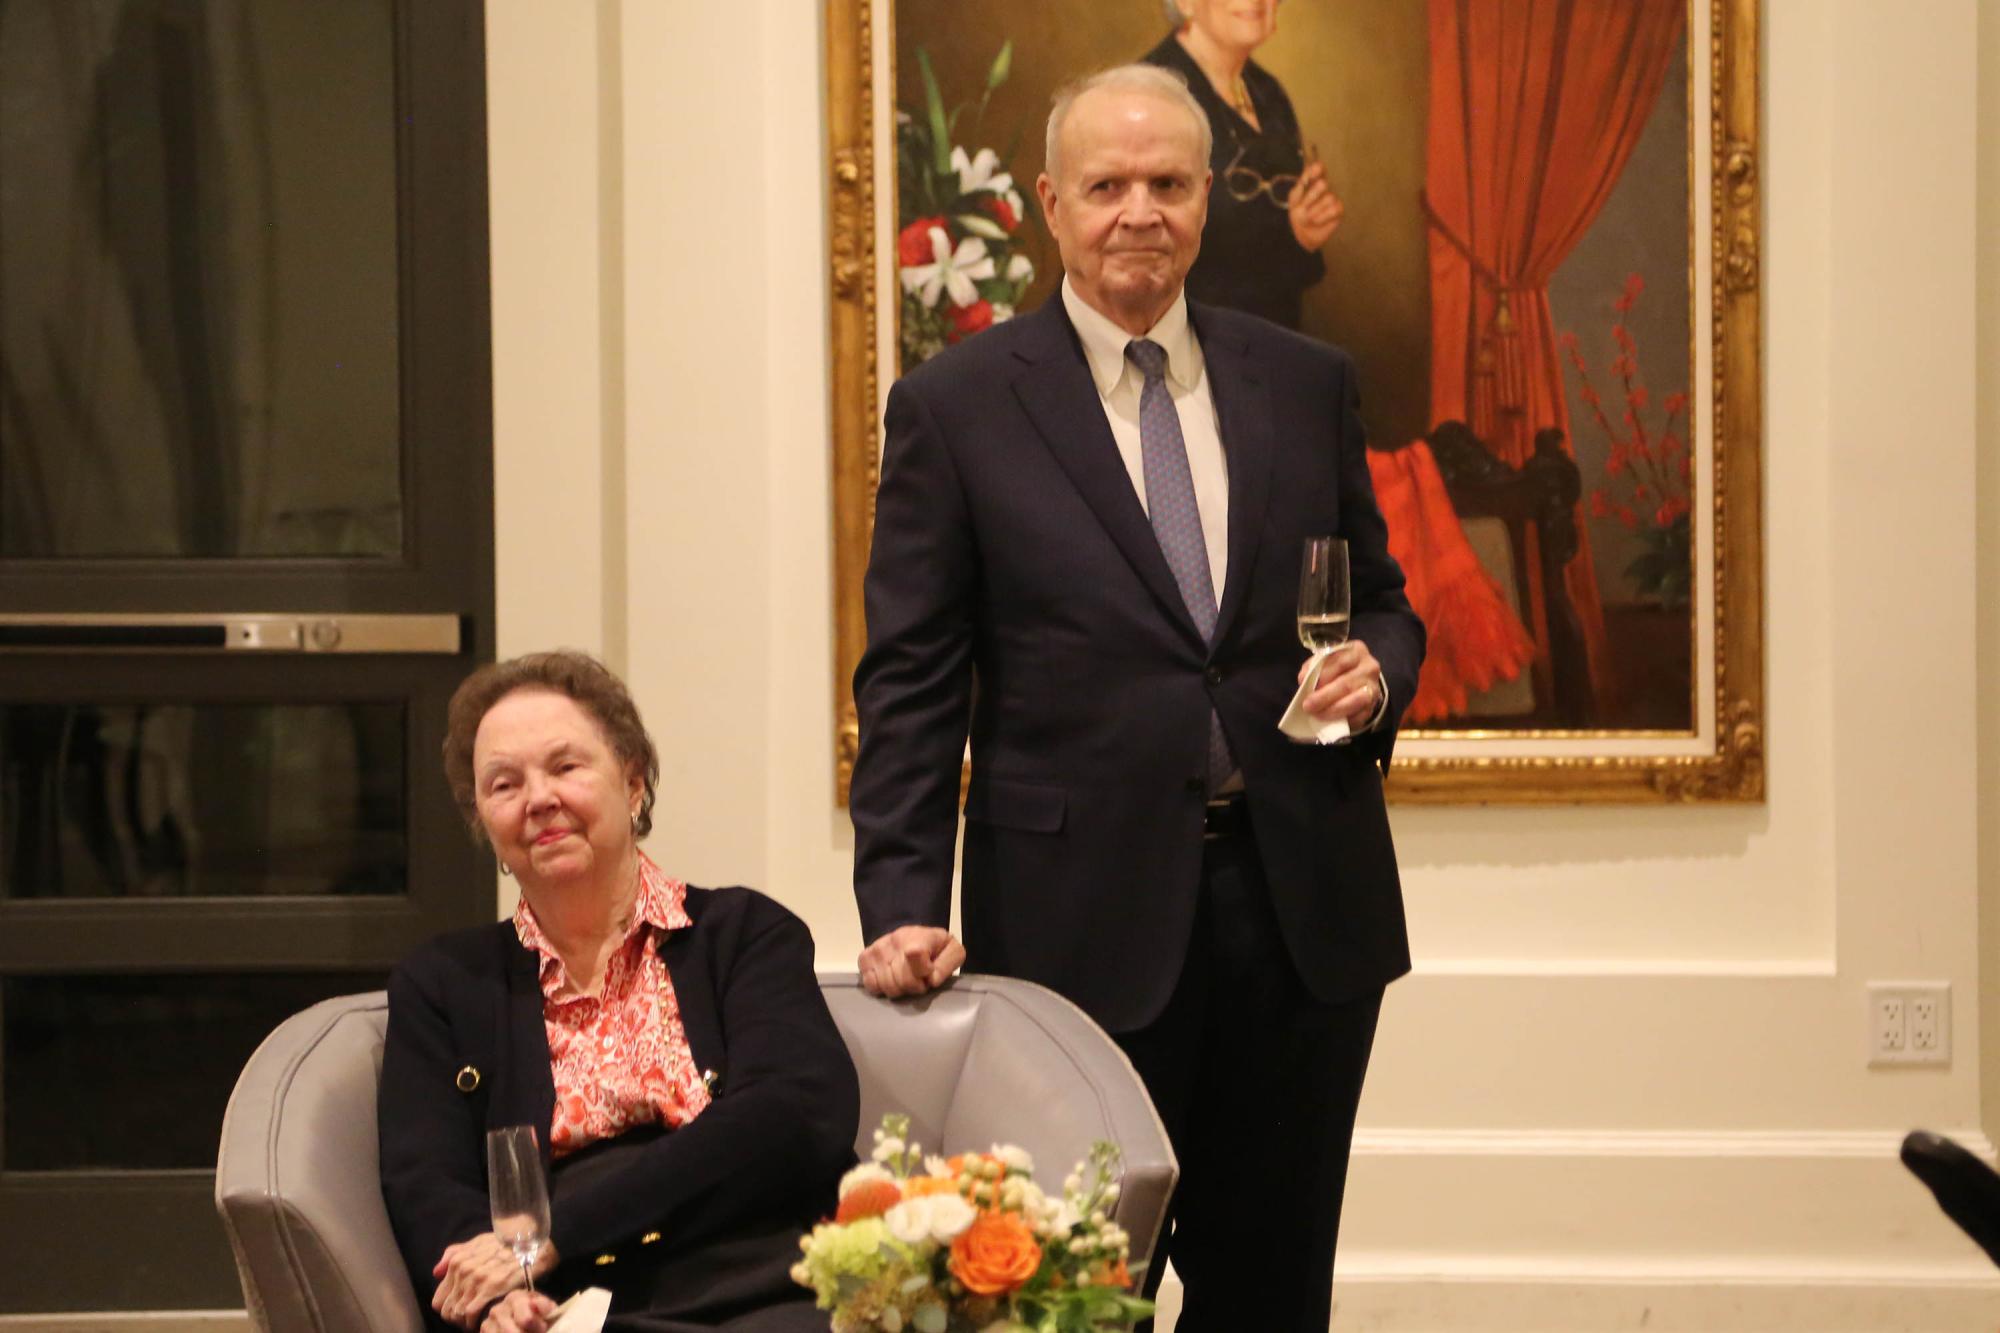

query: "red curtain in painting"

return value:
[1424, 0, 1684, 705]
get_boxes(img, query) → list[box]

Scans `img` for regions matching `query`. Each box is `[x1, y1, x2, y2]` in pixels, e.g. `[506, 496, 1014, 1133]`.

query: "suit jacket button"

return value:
[454, 1066, 480, 1093]
[640, 1231, 662, 1245]
[1204, 667, 1224, 686]
[594, 1252, 617, 1266]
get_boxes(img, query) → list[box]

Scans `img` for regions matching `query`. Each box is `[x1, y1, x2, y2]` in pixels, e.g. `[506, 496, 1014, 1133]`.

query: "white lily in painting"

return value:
[900, 226, 995, 308]
[951, 145, 1013, 198]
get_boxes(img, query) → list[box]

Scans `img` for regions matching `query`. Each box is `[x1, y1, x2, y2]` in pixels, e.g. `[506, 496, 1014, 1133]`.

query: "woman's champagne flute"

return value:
[486, 1125, 552, 1295]
[1298, 536, 1350, 656]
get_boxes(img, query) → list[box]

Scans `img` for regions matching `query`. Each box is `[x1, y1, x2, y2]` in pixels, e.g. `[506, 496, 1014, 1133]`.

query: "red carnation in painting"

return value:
[982, 194, 1020, 233]
[946, 299, 995, 343]
[898, 216, 946, 267]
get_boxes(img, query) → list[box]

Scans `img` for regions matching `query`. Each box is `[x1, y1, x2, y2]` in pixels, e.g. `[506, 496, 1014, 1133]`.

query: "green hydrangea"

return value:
[798, 1218, 914, 1307]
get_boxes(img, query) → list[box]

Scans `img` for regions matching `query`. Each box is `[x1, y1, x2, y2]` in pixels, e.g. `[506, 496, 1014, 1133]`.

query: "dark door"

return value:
[0, 0, 492, 1310]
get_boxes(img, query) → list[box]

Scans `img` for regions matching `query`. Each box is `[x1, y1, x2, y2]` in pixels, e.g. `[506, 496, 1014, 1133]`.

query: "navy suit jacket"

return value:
[850, 297, 1425, 1033]
[376, 886, 857, 1328]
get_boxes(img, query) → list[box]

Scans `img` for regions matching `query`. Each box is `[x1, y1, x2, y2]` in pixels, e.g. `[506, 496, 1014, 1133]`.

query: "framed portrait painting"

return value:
[826, 0, 1764, 804]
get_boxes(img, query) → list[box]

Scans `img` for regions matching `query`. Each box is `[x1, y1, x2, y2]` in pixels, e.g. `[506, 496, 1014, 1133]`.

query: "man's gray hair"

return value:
[1043, 64, 1213, 182]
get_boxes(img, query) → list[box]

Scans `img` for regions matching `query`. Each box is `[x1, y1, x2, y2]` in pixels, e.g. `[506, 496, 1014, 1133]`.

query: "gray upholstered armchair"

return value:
[215, 973, 1178, 1332]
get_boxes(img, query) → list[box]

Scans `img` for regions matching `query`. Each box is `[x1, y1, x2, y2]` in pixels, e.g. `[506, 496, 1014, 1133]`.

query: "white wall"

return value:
[487, 1, 2000, 1325]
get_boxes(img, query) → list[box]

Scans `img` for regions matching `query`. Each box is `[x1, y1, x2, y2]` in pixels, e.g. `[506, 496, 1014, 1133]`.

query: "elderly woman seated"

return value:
[378, 652, 857, 1332]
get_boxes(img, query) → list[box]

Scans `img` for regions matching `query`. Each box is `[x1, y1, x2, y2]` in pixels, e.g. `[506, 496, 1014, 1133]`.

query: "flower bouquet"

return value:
[793, 1114, 1153, 1333]
[896, 45, 1038, 370]
[1560, 273, 1693, 609]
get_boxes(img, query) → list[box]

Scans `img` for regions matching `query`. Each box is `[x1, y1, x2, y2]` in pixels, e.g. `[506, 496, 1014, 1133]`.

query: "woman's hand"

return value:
[432, 1233, 558, 1329]
[481, 1289, 560, 1333]
[1288, 160, 1344, 251]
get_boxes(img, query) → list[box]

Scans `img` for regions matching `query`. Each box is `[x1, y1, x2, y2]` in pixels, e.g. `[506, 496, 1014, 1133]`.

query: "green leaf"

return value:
[987, 39, 1014, 91]
[1625, 552, 1669, 587]
[917, 48, 952, 178]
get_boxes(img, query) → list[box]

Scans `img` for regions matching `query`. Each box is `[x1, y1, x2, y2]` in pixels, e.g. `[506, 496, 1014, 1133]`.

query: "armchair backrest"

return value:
[215, 992, 421, 1333]
[216, 975, 1176, 1333]
[817, 973, 1177, 1265]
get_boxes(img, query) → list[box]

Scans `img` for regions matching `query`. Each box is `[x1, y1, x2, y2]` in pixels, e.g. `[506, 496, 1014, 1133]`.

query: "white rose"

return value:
[1047, 1200, 1080, 1237]
[991, 1143, 1034, 1174]
[883, 1197, 935, 1246]
[923, 1191, 978, 1242]
[838, 1162, 894, 1199]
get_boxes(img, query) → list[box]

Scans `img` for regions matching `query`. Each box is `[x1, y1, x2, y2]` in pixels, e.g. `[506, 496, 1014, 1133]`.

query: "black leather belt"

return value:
[1203, 793, 1250, 841]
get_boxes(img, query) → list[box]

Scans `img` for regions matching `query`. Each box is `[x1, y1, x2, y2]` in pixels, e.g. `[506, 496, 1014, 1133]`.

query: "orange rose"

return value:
[834, 1178, 902, 1223]
[902, 1175, 959, 1199]
[948, 1210, 1042, 1295]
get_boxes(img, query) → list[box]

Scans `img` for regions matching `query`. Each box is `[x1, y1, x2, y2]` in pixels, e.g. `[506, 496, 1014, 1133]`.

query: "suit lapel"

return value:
[1008, 301, 1206, 648]
[1193, 304, 1276, 651]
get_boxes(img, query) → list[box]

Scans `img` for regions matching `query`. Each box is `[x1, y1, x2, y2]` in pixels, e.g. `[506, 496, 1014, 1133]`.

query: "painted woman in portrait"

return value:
[1140, 0, 1341, 330]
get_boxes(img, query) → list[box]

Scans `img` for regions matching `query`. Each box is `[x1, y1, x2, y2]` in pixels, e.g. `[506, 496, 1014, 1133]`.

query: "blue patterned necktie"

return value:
[1126, 338, 1234, 790]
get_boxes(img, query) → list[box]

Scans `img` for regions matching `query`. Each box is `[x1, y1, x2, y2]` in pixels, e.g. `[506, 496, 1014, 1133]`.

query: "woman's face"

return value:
[471, 687, 641, 891]
[1180, 0, 1281, 55]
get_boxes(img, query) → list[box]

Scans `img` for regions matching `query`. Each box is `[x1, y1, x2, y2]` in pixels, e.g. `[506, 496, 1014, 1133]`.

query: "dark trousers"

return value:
[1115, 823, 1383, 1333]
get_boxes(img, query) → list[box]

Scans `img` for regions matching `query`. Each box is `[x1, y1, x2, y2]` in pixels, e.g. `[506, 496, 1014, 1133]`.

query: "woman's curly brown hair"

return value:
[441, 651, 659, 844]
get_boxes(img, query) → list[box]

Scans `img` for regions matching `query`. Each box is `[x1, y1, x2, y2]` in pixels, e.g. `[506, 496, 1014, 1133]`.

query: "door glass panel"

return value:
[3, 971, 385, 1170]
[0, 0, 401, 558]
[0, 703, 407, 898]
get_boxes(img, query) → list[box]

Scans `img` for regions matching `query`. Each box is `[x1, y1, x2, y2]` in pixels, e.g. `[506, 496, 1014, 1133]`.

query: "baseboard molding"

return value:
[1321, 1271, 2000, 1332]
[1150, 1267, 2000, 1332]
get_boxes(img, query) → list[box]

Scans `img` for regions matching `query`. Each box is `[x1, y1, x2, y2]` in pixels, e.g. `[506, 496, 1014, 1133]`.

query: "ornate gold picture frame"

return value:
[826, 0, 1762, 805]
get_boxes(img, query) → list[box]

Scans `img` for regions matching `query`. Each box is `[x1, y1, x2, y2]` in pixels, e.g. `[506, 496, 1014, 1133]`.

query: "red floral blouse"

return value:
[512, 853, 713, 1158]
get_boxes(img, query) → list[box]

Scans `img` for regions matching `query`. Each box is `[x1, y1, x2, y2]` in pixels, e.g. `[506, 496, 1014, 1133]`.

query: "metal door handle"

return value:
[0, 614, 462, 654]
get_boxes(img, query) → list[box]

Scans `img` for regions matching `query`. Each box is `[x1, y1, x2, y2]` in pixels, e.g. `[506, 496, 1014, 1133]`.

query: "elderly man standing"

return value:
[849, 64, 1424, 1330]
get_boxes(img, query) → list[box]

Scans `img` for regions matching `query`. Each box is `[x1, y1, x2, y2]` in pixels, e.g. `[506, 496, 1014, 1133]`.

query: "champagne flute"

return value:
[486, 1125, 551, 1295]
[1298, 536, 1350, 656]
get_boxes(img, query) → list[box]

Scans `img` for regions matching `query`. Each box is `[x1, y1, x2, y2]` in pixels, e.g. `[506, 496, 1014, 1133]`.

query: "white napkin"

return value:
[1278, 650, 1351, 745]
[549, 1287, 612, 1333]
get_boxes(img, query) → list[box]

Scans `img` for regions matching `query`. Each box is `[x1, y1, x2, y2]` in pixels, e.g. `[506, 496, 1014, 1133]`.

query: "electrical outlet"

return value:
[1869, 982, 1951, 1066]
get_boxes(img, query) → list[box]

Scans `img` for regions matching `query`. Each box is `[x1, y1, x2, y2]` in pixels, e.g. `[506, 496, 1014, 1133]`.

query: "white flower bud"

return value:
[991, 1143, 1034, 1174]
